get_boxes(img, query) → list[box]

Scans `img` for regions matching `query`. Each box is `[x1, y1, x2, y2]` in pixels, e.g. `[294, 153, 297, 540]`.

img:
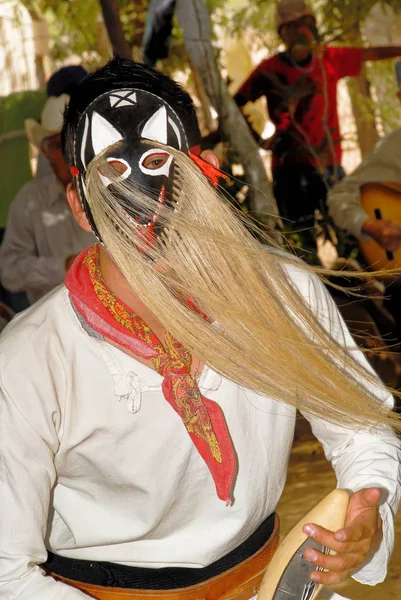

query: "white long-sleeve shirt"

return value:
[0, 171, 94, 305]
[0, 263, 400, 600]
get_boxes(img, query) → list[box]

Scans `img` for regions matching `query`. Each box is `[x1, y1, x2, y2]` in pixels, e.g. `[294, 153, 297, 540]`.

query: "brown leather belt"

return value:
[50, 515, 279, 600]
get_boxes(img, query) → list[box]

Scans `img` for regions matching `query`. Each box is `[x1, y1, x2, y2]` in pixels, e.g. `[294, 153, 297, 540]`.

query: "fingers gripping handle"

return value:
[257, 489, 350, 600]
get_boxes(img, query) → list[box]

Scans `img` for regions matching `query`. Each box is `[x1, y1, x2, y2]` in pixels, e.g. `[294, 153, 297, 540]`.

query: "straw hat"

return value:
[25, 93, 69, 148]
[276, 0, 316, 32]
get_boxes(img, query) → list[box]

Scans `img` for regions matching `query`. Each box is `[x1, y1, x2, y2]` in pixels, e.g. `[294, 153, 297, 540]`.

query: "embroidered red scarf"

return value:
[65, 245, 236, 504]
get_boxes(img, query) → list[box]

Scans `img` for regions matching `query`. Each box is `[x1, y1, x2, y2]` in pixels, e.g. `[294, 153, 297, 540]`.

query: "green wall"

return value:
[0, 90, 46, 228]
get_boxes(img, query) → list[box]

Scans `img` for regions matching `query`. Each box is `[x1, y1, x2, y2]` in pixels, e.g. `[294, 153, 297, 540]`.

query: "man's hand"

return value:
[362, 218, 401, 252]
[302, 488, 382, 585]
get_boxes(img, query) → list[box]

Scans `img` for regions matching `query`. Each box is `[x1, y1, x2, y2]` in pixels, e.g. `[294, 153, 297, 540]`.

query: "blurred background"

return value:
[1, 0, 401, 222]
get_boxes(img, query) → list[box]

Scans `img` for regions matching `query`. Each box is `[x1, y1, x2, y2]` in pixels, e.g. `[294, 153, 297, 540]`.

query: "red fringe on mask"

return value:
[189, 152, 228, 188]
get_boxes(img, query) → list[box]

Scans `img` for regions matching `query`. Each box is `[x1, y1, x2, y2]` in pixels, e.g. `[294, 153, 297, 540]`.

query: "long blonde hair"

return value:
[85, 142, 401, 432]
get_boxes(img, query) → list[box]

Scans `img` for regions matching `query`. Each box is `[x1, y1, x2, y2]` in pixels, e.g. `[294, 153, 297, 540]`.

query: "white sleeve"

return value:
[288, 264, 401, 586]
[327, 176, 370, 240]
[0, 351, 88, 599]
[0, 186, 66, 295]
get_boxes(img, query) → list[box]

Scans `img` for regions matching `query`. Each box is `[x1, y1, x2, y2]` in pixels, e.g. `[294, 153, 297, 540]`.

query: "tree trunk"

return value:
[99, 0, 132, 60]
[345, 23, 379, 156]
[190, 62, 215, 133]
[347, 73, 379, 155]
[176, 0, 278, 227]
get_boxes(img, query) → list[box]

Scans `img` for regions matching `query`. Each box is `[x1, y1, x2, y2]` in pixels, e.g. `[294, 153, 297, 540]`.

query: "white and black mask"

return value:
[73, 88, 189, 241]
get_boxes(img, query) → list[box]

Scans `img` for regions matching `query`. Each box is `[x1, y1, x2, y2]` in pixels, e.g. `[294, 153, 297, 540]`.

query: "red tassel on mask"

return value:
[189, 152, 228, 188]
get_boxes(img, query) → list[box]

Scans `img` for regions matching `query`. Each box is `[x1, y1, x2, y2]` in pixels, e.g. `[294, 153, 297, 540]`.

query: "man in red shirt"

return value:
[234, 0, 401, 238]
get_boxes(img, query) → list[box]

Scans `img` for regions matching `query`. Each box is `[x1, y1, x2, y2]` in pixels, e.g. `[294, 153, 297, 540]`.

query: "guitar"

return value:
[257, 489, 349, 600]
[359, 182, 401, 273]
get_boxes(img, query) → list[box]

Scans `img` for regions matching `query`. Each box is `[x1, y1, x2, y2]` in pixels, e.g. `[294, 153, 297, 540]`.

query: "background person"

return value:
[36, 65, 88, 179]
[328, 59, 401, 346]
[0, 94, 94, 306]
[232, 0, 401, 246]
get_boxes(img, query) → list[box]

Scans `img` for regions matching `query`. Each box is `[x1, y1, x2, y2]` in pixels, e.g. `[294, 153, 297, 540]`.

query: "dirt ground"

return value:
[275, 418, 400, 599]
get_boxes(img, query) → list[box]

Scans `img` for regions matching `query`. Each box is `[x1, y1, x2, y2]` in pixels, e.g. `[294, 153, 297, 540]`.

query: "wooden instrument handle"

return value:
[258, 489, 349, 600]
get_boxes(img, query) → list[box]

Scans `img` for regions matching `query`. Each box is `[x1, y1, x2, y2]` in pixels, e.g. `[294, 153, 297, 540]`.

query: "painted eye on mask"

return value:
[142, 153, 170, 170]
[97, 157, 131, 188]
[108, 159, 129, 175]
[139, 148, 173, 177]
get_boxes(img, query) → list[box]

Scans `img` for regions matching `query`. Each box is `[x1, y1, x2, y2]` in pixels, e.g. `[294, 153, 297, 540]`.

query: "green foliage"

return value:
[320, 0, 401, 42]
[46, 0, 100, 64]
[208, 0, 279, 53]
[209, 0, 401, 50]
[118, 0, 148, 52]
[20, 0, 102, 67]
[368, 60, 401, 134]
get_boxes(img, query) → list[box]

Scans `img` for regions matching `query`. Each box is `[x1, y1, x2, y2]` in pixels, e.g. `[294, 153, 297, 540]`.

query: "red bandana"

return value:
[65, 245, 236, 504]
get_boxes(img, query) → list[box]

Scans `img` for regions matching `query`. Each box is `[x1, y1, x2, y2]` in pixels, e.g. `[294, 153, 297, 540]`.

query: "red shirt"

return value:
[235, 47, 364, 170]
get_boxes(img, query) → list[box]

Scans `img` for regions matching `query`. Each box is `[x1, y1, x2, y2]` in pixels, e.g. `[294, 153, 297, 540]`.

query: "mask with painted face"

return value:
[73, 88, 189, 242]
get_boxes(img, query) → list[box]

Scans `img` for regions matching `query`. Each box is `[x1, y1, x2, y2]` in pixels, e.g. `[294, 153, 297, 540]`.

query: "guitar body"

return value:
[258, 489, 349, 600]
[359, 182, 401, 273]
